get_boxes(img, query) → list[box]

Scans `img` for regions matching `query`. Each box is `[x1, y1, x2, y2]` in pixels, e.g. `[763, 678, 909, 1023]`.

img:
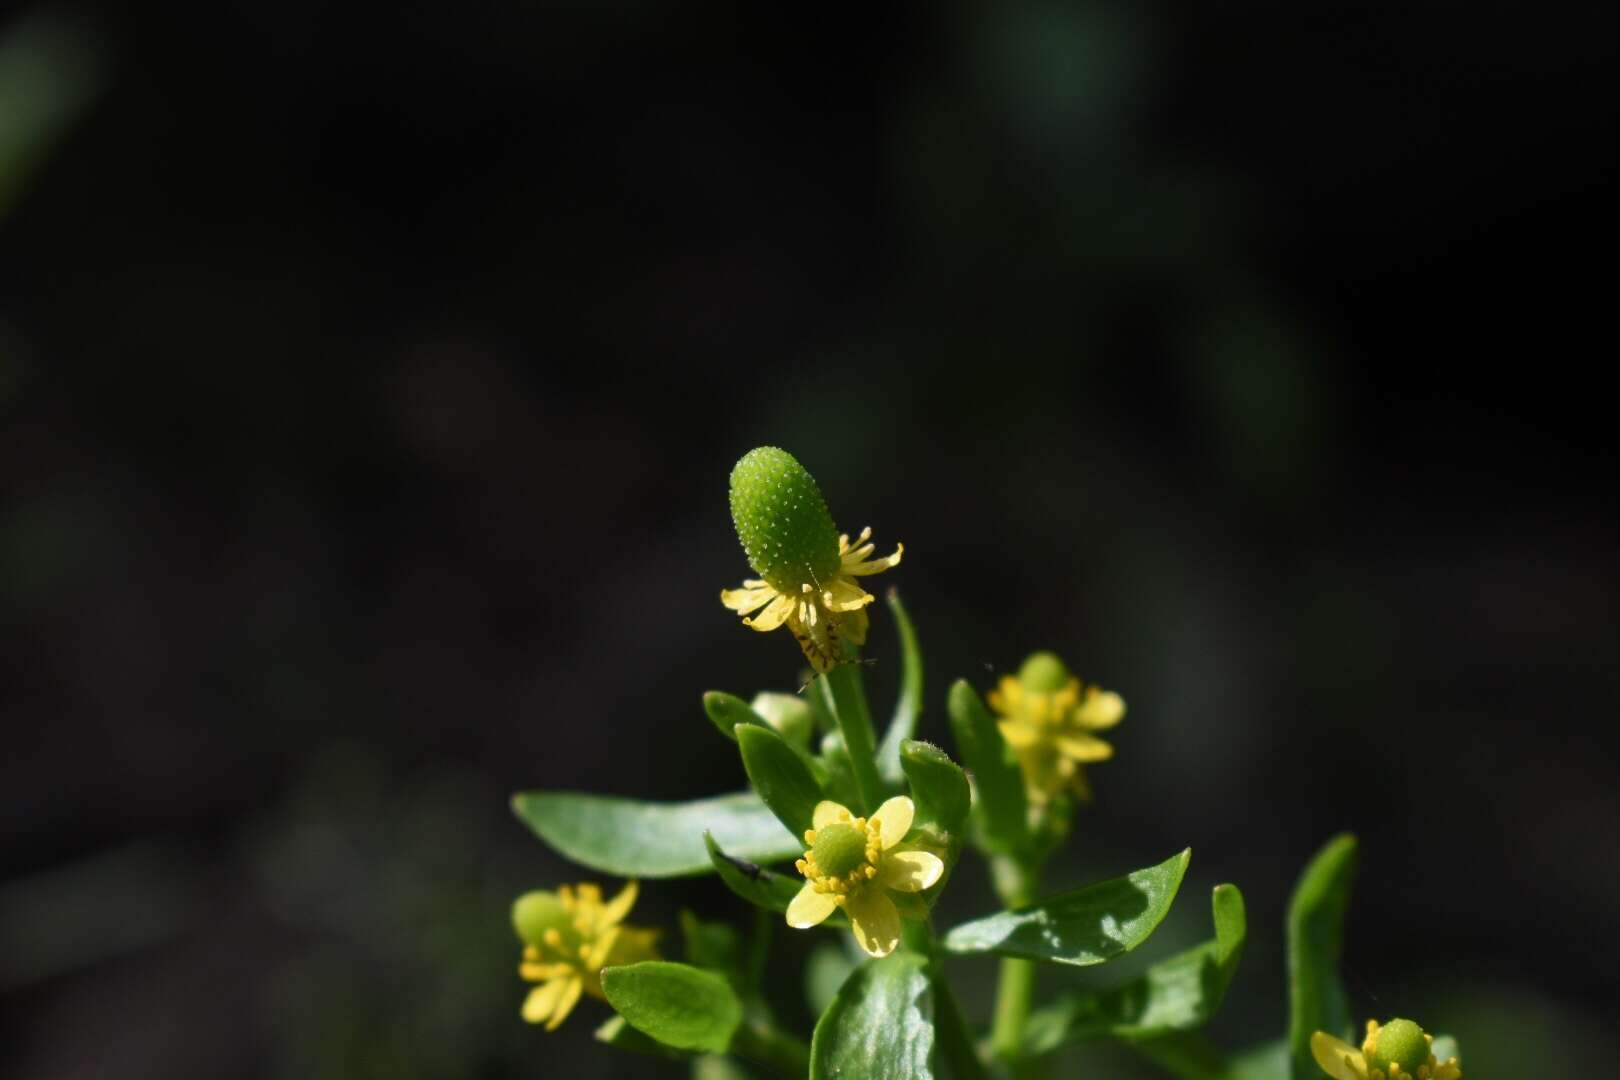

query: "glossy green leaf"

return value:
[1287, 834, 1358, 1080]
[943, 849, 1190, 966]
[810, 951, 936, 1080]
[946, 679, 1028, 854]
[737, 724, 823, 837]
[876, 590, 924, 782]
[752, 690, 816, 747]
[593, 1015, 693, 1061]
[511, 789, 800, 878]
[600, 961, 742, 1054]
[704, 690, 769, 742]
[1026, 883, 1246, 1052]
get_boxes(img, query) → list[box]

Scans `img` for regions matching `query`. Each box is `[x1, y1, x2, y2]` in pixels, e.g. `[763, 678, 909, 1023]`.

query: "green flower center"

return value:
[811, 824, 870, 878]
[1368, 1019, 1430, 1077]
[729, 446, 842, 595]
[512, 891, 570, 948]
[1018, 651, 1071, 692]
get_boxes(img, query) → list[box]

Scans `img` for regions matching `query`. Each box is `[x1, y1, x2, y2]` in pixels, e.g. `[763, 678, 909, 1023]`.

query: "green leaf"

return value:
[737, 724, 824, 837]
[817, 730, 864, 810]
[1287, 834, 1357, 1080]
[593, 1015, 694, 1061]
[804, 943, 858, 1018]
[704, 831, 801, 911]
[600, 961, 743, 1054]
[876, 590, 924, 782]
[705, 832, 846, 926]
[1130, 1033, 1289, 1080]
[704, 690, 769, 742]
[1026, 883, 1246, 1053]
[810, 951, 936, 1080]
[681, 910, 744, 981]
[899, 740, 970, 838]
[945, 679, 1028, 854]
[511, 789, 800, 878]
[942, 849, 1190, 966]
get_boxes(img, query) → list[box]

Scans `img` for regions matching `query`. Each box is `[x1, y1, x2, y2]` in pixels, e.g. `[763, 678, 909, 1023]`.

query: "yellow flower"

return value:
[1313, 1019, 1462, 1080]
[512, 880, 660, 1030]
[987, 652, 1124, 804]
[786, 796, 944, 957]
[722, 447, 902, 673]
[721, 526, 903, 673]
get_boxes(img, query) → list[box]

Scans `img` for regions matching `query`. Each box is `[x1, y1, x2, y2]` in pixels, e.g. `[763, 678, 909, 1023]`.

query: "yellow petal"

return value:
[519, 961, 573, 981]
[1310, 1032, 1368, 1080]
[846, 889, 901, 957]
[871, 796, 915, 850]
[601, 880, 639, 925]
[743, 592, 795, 632]
[845, 606, 870, 647]
[845, 542, 903, 576]
[822, 577, 874, 612]
[813, 800, 854, 828]
[584, 924, 622, 969]
[876, 849, 944, 892]
[720, 583, 776, 615]
[786, 883, 839, 929]
[1076, 689, 1125, 730]
[545, 975, 584, 1031]
[1054, 733, 1114, 763]
[998, 718, 1043, 749]
[522, 976, 569, 1024]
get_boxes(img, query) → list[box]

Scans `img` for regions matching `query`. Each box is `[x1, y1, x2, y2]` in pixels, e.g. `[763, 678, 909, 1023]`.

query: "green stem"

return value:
[731, 1021, 811, 1078]
[822, 662, 884, 814]
[988, 855, 1042, 1068]
[934, 969, 992, 1080]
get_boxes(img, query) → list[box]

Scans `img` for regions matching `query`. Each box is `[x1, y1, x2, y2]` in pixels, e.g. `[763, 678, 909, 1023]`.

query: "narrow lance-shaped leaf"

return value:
[810, 951, 936, 1080]
[876, 589, 924, 783]
[1025, 883, 1247, 1053]
[511, 789, 801, 878]
[946, 679, 1028, 854]
[737, 723, 823, 837]
[705, 831, 847, 927]
[1287, 834, 1358, 1080]
[899, 739, 971, 907]
[943, 849, 1190, 966]
[600, 961, 743, 1054]
[703, 691, 770, 742]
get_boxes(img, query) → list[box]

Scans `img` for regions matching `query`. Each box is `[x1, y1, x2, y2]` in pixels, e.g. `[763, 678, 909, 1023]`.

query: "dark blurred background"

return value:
[3, 2, 1618, 1077]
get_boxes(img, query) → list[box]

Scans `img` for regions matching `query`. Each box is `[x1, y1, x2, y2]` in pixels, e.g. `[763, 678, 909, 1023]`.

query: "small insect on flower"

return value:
[512, 880, 660, 1030]
[721, 446, 902, 673]
[786, 795, 944, 957]
[1312, 1018, 1462, 1080]
[988, 651, 1124, 804]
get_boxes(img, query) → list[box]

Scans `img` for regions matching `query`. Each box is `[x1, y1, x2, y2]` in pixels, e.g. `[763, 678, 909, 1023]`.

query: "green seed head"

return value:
[511, 890, 569, 946]
[729, 447, 842, 595]
[811, 823, 868, 878]
[1367, 1019, 1430, 1077]
[1018, 651, 1071, 693]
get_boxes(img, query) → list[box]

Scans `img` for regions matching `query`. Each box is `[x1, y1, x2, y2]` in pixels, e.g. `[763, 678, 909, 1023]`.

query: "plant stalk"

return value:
[988, 855, 1042, 1069]
[822, 661, 885, 814]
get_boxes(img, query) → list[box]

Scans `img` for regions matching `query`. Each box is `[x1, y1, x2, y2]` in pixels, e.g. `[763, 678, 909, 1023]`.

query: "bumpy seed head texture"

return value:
[729, 447, 842, 594]
[1367, 1020, 1430, 1077]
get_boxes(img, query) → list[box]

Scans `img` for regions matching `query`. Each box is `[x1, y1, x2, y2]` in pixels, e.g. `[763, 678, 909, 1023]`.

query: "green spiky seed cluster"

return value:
[1368, 1019, 1430, 1076]
[729, 447, 842, 595]
[512, 890, 568, 946]
[811, 824, 868, 877]
[1018, 651, 1071, 693]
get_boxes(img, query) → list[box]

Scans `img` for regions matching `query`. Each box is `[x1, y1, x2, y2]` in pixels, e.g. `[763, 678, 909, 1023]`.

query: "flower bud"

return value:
[729, 447, 841, 595]
[1018, 651, 1071, 692]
